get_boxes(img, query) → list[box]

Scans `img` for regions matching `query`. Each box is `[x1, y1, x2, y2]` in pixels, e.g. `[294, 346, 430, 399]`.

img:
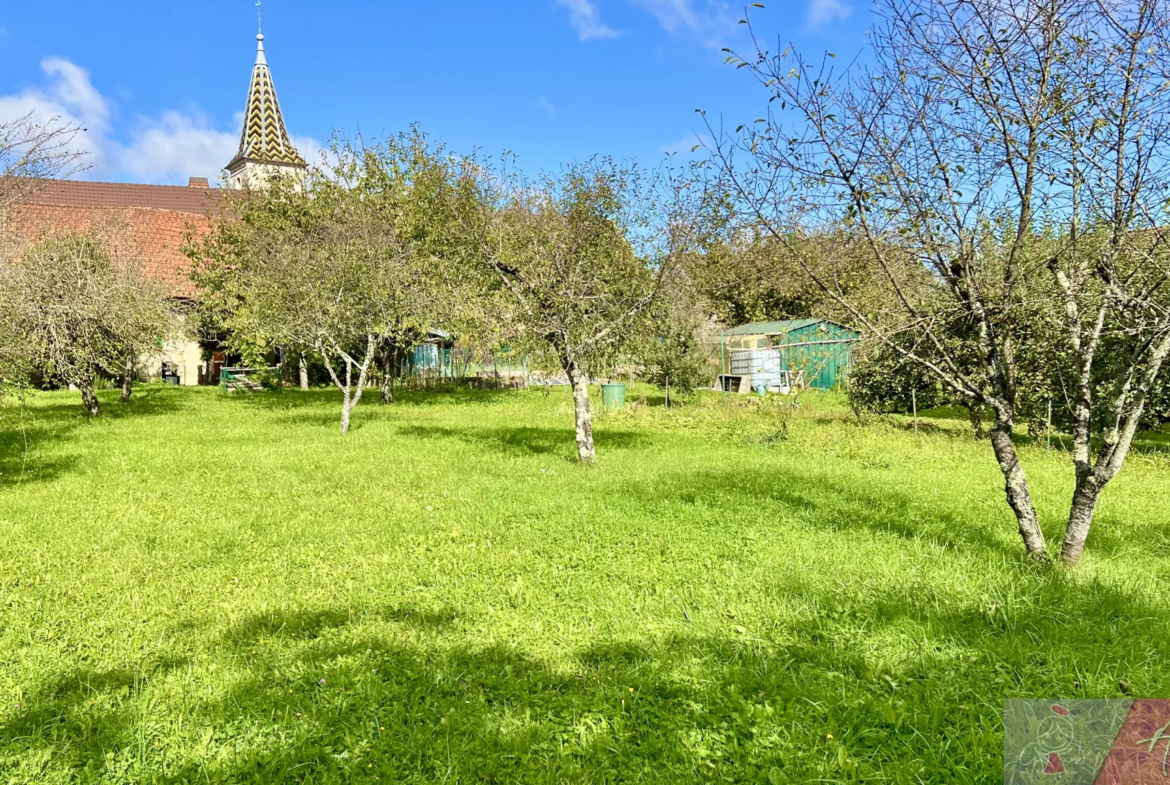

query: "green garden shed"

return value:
[723, 319, 860, 390]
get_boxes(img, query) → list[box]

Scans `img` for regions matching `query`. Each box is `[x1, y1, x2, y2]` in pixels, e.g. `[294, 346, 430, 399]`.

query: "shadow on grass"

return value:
[623, 463, 1018, 557]
[218, 387, 527, 433]
[0, 386, 187, 487]
[398, 424, 649, 457]
[3, 571, 1165, 784]
[219, 604, 464, 644]
[227, 387, 522, 412]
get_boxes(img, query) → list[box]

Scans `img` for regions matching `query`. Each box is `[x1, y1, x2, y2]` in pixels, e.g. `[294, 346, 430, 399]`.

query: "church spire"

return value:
[225, 25, 306, 189]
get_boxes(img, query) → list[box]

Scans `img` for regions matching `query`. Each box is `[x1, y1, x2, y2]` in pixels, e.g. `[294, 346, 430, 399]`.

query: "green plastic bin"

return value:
[601, 383, 627, 409]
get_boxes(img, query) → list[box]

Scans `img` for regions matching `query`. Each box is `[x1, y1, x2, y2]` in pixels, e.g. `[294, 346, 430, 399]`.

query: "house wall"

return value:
[140, 339, 204, 387]
[228, 162, 305, 192]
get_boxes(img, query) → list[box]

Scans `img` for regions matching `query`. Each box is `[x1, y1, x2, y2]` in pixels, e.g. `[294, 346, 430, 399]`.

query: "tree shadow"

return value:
[4, 574, 1166, 783]
[228, 387, 522, 413]
[618, 463, 1019, 557]
[0, 386, 187, 487]
[397, 424, 648, 457]
[217, 604, 464, 645]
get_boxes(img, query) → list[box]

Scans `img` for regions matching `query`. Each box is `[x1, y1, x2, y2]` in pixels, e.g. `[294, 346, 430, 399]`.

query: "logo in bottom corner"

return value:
[1005, 699, 1170, 784]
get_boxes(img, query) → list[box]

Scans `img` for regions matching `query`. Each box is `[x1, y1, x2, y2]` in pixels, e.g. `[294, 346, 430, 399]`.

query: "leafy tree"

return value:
[1, 112, 90, 400]
[189, 132, 464, 433]
[848, 326, 990, 435]
[641, 315, 712, 403]
[691, 231, 912, 326]
[714, 0, 1170, 565]
[2, 231, 174, 416]
[457, 158, 702, 462]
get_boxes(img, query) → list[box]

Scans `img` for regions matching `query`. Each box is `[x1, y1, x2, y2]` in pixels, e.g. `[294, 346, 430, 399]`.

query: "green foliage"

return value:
[1, 387, 1168, 782]
[641, 319, 711, 398]
[848, 339, 950, 415]
[187, 130, 470, 431]
[690, 231, 916, 326]
[1, 231, 174, 415]
[459, 158, 678, 378]
[188, 130, 467, 366]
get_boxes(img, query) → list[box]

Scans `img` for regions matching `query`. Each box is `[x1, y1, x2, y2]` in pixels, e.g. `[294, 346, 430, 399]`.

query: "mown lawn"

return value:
[0, 384, 1167, 784]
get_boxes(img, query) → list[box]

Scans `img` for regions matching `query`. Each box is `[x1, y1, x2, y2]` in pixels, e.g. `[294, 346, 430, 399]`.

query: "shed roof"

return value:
[723, 319, 858, 337]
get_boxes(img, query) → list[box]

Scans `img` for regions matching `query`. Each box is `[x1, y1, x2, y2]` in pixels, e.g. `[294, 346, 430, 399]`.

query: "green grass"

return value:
[0, 384, 1168, 784]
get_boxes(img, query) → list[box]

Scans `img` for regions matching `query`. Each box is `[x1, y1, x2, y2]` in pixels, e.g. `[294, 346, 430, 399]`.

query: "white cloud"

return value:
[630, 0, 737, 45]
[632, 0, 701, 32]
[291, 133, 326, 169]
[807, 0, 852, 28]
[0, 56, 322, 186]
[0, 57, 112, 172]
[556, 0, 622, 40]
[662, 131, 712, 156]
[118, 110, 238, 183]
[536, 96, 557, 115]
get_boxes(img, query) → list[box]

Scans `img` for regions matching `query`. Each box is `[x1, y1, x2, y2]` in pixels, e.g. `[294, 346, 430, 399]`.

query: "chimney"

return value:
[188, 177, 210, 188]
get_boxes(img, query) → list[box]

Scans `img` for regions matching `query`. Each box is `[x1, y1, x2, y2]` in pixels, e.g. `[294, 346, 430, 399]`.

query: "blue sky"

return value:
[0, 0, 869, 185]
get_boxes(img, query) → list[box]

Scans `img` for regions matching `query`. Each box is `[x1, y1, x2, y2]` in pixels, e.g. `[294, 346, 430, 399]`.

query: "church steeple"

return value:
[225, 31, 306, 189]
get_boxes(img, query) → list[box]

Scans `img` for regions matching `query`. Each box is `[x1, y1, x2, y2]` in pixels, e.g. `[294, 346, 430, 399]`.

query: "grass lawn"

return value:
[0, 384, 1168, 784]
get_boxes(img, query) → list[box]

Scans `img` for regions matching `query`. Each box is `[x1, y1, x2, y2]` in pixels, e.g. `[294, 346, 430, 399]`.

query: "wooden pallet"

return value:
[225, 380, 266, 393]
[716, 375, 753, 394]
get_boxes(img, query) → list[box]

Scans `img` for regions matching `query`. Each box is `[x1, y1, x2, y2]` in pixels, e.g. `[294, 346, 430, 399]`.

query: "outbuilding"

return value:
[720, 319, 860, 391]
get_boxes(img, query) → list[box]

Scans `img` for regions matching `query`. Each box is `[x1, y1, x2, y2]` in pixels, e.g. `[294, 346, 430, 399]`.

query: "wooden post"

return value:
[665, 375, 670, 410]
[720, 331, 728, 407]
[912, 389, 919, 438]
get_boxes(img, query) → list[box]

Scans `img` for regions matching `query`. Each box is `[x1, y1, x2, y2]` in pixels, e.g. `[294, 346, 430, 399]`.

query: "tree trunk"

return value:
[566, 360, 596, 463]
[120, 353, 135, 403]
[381, 347, 394, 405]
[381, 376, 394, 405]
[339, 356, 357, 435]
[79, 380, 101, 418]
[340, 392, 355, 434]
[320, 336, 376, 435]
[965, 403, 985, 439]
[989, 410, 1047, 558]
[1060, 480, 1100, 566]
[298, 354, 310, 391]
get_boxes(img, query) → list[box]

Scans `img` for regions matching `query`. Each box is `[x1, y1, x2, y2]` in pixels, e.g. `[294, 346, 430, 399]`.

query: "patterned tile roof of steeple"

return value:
[226, 34, 306, 171]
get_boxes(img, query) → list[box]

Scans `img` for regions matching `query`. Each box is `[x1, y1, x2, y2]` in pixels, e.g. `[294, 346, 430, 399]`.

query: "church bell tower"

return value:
[224, 31, 306, 189]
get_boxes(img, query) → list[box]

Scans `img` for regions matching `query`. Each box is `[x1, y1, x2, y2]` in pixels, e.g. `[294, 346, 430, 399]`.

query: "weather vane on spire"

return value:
[257, 0, 263, 34]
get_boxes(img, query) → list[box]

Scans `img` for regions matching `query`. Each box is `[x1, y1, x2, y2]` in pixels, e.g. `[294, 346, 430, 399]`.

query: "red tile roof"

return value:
[5, 179, 230, 299]
[15, 178, 227, 215]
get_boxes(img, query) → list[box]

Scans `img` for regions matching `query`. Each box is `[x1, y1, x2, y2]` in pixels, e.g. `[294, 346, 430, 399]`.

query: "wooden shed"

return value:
[722, 319, 860, 390]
